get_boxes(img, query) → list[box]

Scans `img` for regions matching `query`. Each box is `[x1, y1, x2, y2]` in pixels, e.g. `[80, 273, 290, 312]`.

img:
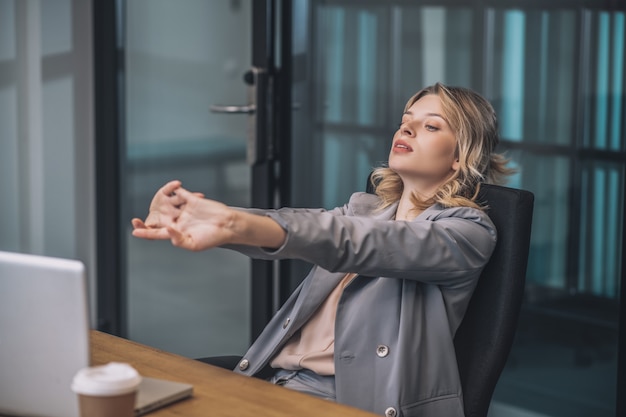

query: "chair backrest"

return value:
[366, 178, 534, 417]
[453, 183, 534, 417]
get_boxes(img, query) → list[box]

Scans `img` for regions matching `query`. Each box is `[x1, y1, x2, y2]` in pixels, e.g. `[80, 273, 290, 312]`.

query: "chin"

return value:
[387, 160, 409, 176]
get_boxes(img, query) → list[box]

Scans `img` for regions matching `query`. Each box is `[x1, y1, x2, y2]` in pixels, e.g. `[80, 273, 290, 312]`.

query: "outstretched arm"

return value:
[132, 183, 286, 251]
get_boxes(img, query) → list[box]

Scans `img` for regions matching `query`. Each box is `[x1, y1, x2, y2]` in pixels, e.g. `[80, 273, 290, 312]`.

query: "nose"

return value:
[400, 123, 414, 138]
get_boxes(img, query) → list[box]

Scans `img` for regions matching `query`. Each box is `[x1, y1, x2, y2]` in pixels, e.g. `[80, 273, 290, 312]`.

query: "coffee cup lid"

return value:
[72, 362, 142, 396]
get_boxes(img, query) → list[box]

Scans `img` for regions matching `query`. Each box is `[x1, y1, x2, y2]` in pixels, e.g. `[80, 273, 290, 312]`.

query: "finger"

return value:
[160, 180, 182, 196]
[131, 218, 146, 229]
[167, 225, 195, 250]
[172, 186, 197, 202]
[132, 227, 172, 240]
[167, 225, 183, 244]
[161, 186, 196, 209]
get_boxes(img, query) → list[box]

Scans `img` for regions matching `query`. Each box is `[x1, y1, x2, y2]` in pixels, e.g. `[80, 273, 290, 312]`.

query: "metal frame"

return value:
[250, 0, 281, 340]
[93, 0, 126, 336]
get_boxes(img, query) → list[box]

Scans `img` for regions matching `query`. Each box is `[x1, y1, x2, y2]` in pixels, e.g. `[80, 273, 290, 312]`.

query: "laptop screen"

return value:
[0, 251, 90, 417]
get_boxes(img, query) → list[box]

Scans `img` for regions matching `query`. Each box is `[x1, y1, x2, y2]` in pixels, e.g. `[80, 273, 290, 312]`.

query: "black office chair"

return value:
[452, 183, 534, 417]
[199, 180, 534, 417]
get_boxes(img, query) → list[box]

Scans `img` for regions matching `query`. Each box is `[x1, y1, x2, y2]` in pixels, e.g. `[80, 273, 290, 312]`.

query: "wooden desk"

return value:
[91, 330, 378, 417]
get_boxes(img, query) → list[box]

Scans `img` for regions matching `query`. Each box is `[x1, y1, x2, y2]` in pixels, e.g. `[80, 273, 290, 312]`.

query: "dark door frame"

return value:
[93, 0, 125, 335]
[249, 0, 294, 340]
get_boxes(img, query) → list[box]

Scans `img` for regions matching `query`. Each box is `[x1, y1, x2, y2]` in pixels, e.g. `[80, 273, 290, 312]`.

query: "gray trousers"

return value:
[269, 369, 336, 401]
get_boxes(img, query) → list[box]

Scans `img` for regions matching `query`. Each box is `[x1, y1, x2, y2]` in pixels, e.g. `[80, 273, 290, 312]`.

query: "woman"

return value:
[132, 83, 511, 417]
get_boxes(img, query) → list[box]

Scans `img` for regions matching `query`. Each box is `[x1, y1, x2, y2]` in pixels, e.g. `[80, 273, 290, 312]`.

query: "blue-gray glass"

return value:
[291, 3, 624, 417]
[490, 9, 577, 145]
[313, 4, 395, 208]
[122, 0, 252, 359]
[578, 161, 624, 298]
[516, 152, 571, 290]
[308, 5, 476, 209]
[495, 151, 619, 416]
[583, 11, 625, 151]
[489, 8, 622, 416]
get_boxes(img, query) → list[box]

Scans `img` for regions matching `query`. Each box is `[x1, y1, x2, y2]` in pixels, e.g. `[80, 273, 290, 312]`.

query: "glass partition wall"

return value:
[122, 1, 253, 358]
[95, 1, 624, 416]
[289, 2, 625, 417]
[0, 0, 96, 320]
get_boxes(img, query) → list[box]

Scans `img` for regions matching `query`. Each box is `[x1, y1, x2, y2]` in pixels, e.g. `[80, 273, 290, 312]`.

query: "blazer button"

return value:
[376, 345, 389, 358]
[283, 317, 291, 329]
[384, 406, 397, 417]
[238, 358, 250, 371]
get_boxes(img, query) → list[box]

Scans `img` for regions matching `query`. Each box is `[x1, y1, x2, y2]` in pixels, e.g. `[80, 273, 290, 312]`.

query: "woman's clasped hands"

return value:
[131, 180, 236, 251]
[131, 180, 286, 251]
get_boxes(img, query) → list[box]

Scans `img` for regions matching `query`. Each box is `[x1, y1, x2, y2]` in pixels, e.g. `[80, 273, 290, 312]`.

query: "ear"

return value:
[452, 144, 461, 172]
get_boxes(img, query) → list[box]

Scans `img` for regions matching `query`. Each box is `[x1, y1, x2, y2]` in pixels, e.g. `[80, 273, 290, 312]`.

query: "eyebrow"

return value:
[403, 111, 448, 123]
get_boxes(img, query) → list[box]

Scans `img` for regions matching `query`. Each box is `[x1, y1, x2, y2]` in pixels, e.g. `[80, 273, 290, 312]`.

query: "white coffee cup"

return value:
[71, 362, 142, 417]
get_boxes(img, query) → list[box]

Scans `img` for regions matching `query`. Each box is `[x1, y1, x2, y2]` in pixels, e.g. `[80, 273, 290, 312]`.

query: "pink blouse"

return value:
[270, 273, 357, 375]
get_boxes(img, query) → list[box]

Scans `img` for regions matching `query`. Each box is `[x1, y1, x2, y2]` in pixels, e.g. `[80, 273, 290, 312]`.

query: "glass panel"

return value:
[123, 0, 252, 358]
[584, 11, 625, 151]
[499, 10, 526, 142]
[0, 0, 96, 320]
[308, 4, 476, 210]
[444, 8, 474, 87]
[491, 8, 623, 416]
[494, 152, 621, 417]
[313, 4, 394, 208]
[0, 0, 92, 259]
[516, 152, 571, 290]
[0, 0, 19, 252]
[396, 6, 475, 91]
[491, 9, 577, 145]
[578, 162, 623, 298]
[293, 2, 624, 417]
[609, 13, 624, 151]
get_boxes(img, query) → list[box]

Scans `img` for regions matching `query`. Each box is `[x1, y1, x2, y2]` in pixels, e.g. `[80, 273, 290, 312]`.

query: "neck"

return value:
[395, 193, 423, 221]
[395, 174, 450, 220]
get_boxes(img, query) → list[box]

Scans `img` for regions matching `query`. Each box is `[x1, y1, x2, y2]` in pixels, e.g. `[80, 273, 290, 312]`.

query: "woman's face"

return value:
[388, 94, 459, 192]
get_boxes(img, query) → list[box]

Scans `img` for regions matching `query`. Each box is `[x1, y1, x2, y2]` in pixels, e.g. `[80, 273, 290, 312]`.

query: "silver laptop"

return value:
[0, 251, 192, 417]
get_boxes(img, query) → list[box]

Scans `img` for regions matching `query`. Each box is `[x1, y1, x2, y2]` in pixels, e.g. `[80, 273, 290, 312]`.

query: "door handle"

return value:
[209, 104, 256, 114]
[209, 67, 267, 166]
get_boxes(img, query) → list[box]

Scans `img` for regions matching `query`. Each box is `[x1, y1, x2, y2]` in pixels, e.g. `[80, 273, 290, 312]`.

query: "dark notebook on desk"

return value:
[0, 251, 193, 417]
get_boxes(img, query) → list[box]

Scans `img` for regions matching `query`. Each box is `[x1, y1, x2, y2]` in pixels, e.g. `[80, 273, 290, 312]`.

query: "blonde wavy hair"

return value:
[371, 83, 513, 210]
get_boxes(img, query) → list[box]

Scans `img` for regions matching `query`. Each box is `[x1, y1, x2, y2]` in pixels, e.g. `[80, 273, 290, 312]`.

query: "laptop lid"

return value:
[0, 251, 193, 417]
[135, 377, 193, 416]
[0, 250, 90, 417]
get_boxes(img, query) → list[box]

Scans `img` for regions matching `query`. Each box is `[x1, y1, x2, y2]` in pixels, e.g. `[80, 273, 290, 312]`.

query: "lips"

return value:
[393, 139, 413, 152]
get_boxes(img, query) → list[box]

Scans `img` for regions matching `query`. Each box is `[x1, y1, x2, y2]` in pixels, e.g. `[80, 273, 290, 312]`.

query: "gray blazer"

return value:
[227, 192, 497, 417]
